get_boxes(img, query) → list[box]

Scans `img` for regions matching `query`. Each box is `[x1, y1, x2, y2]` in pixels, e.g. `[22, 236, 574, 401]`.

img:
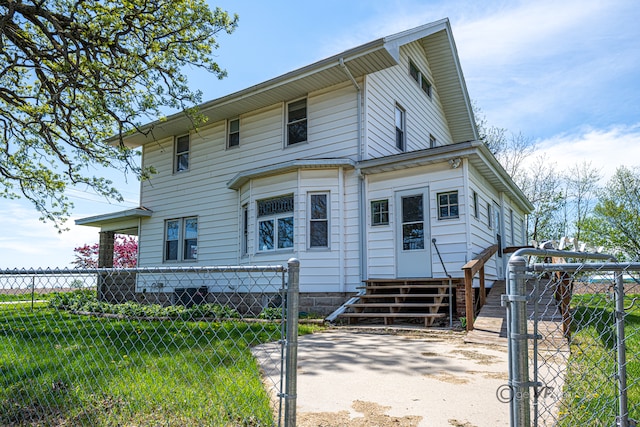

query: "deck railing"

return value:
[461, 244, 498, 331]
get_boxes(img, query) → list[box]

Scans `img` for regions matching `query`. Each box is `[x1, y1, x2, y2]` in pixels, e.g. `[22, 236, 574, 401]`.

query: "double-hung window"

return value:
[165, 217, 198, 262]
[228, 118, 240, 148]
[438, 191, 459, 220]
[395, 105, 406, 151]
[174, 134, 190, 173]
[309, 193, 329, 248]
[257, 195, 294, 251]
[287, 99, 307, 146]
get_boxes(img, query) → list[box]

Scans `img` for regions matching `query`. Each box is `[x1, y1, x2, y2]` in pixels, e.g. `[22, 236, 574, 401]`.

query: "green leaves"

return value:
[581, 166, 640, 260]
[0, 0, 238, 228]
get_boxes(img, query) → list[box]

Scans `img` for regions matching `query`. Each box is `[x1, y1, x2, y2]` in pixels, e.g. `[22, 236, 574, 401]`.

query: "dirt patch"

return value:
[297, 400, 422, 427]
[424, 370, 471, 384]
[451, 348, 500, 365]
[448, 419, 478, 427]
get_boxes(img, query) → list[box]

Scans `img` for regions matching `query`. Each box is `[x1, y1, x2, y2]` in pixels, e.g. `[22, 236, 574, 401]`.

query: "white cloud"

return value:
[525, 123, 640, 181]
[0, 202, 106, 269]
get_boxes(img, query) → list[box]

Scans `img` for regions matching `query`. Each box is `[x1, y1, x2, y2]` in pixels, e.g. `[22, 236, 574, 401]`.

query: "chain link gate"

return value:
[505, 249, 639, 427]
[0, 259, 300, 427]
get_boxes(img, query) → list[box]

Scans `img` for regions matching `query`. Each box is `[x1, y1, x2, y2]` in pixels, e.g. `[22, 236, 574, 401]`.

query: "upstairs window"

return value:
[174, 134, 190, 173]
[429, 134, 437, 148]
[287, 99, 307, 145]
[257, 195, 294, 251]
[438, 191, 459, 220]
[395, 105, 405, 151]
[228, 118, 240, 148]
[409, 60, 432, 98]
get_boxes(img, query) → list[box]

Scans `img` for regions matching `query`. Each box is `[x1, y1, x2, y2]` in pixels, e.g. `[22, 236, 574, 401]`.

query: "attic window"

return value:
[409, 60, 432, 98]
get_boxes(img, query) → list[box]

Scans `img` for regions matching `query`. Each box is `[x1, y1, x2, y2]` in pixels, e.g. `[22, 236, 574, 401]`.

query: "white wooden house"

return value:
[77, 18, 532, 321]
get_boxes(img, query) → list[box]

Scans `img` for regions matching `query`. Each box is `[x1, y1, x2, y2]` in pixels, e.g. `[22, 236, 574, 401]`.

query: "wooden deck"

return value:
[465, 279, 569, 352]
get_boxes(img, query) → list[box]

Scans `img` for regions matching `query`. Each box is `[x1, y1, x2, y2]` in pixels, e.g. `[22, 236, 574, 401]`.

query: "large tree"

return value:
[0, 0, 237, 229]
[581, 166, 640, 261]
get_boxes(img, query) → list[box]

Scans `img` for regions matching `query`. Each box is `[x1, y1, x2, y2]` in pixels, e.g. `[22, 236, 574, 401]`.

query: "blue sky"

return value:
[1, 0, 639, 268]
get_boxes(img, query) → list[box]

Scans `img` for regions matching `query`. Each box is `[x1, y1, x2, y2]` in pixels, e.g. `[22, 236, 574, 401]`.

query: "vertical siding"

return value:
[365, 42, 454, 159]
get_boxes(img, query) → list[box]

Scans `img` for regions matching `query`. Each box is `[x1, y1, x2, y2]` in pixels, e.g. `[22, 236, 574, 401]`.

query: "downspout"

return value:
[462, 158, 472, 263]
[339, 57, 367, 285]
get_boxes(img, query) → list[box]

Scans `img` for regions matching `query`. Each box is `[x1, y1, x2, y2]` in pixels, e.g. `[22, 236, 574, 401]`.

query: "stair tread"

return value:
[346, 302, 449, 308]
[340, 312, 447, 318]
[357, 284, 451, 289]
[358, 293, 448, 298]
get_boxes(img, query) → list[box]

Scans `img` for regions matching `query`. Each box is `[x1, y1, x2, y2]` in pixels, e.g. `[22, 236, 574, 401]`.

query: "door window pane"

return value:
[402, 196, 423, 222]
[403, 223, 424, 250]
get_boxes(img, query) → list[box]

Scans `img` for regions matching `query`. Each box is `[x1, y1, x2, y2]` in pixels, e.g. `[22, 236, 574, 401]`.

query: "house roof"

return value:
[74, 207, 153, 234]
[119, 18, 477, 147]
[358, 141, 534, 214]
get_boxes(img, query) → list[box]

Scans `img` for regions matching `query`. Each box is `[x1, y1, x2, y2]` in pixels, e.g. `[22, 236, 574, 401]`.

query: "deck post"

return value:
[479, 266, 486, 307]
[464, 268, 474, 331]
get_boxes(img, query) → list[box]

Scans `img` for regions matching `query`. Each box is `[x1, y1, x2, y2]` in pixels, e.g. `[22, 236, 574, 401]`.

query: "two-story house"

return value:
[77, 18, 532, 320]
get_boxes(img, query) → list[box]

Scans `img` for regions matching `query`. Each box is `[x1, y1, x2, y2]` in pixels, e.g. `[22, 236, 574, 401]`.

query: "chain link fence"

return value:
[505, 249, 639, 427]
[0, 260, 300, 427]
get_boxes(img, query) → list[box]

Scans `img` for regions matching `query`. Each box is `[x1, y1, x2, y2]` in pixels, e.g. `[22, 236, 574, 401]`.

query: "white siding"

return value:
[365, 42, 454, 159]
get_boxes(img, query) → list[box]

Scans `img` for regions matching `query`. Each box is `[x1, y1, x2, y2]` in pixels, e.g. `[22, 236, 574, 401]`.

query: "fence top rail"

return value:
[531, 262, 640, 273]
[511, 247, 617, 262]
[0, 265, 287, 275]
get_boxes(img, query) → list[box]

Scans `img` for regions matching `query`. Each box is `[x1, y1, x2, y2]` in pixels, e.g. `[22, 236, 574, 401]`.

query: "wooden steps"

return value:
[338, 278, 456, 327]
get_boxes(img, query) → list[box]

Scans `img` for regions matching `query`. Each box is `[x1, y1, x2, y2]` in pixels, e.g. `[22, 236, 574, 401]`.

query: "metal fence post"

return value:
[615, 272, 629, 427]
[284, 258, 299, 427]
[507, 255, 531, 427]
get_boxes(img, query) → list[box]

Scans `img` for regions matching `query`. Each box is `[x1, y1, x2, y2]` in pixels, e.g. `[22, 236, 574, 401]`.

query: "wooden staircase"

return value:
[338, 279, 455, 327]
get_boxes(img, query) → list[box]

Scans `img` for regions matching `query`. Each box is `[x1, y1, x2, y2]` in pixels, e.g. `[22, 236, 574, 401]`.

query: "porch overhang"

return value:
[75, 207, 153, 235]
[357, 141, 533, 214]
[227, 158, 356, 190]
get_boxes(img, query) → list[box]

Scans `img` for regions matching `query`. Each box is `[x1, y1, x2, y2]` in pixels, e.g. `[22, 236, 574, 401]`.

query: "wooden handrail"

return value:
[461, 244, 498, 331]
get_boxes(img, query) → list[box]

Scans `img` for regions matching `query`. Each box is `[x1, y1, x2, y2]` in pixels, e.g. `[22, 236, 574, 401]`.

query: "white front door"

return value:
[396, 188, 432, 278]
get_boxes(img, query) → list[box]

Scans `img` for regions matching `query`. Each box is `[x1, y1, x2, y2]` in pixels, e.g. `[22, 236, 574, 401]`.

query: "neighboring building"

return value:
[77, 18, 532, 318]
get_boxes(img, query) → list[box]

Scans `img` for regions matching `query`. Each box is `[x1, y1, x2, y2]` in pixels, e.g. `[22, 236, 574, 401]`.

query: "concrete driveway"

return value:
[292, 328, 511, 427]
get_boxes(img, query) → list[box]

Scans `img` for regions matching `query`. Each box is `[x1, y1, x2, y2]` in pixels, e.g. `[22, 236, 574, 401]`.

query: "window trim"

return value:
[308, 192, 330, 249]
[395, 104, 406, 151]
[437, 191, 459, 220]
[286, 98, 308, 146]
[164, 216, 198, 262]
[429, 134, 436, 148]
[371, 199, 390, 226]
[241, 204, 248, 257]
[227, 118, 240, 149]
[174, 134, 190, 173]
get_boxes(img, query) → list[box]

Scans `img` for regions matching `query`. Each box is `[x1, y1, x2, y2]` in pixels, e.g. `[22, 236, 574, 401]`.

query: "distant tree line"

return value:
[475, 104, 640, 261]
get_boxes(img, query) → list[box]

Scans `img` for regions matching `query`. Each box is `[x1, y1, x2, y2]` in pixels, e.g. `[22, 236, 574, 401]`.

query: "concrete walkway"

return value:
[292, 328, 511, 427]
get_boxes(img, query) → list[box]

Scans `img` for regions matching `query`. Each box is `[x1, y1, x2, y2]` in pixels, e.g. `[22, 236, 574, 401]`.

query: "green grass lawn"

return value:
[556, 292, 639, 426]
[0, 300, 320, 426]
[0, 292, 54, 302]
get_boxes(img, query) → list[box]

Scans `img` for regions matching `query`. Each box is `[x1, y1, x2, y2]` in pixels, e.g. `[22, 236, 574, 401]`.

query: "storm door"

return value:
[395, 188, 432, 278]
